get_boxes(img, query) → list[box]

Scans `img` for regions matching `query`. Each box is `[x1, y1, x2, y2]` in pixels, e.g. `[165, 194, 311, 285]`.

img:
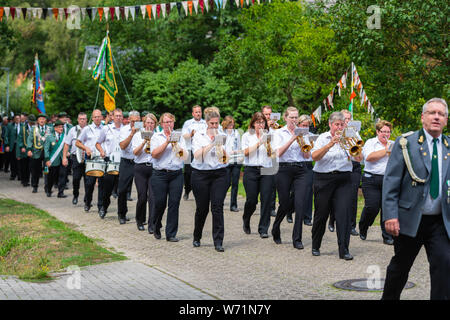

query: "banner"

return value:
[92, 34, 118, 112]
[32, 54, 46, 114]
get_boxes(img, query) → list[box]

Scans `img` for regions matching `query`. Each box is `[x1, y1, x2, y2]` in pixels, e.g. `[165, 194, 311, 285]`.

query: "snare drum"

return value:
[106, 162, 120, 176]
[85, 159, 106, 177]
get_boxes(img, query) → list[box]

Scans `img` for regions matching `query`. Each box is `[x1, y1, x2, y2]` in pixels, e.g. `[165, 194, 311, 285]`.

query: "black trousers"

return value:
[46, 164, 66, 195]
[329, 161, 360, 229]
[242, 166, 275, 235]
[359, 173, 392, 240]
[19, 157, 30, 185]
[70, 155, 86, 200]
[272, 162, 313, 245]
[117, 158, 135, 218]
[84, 175, 104, 209]
[9, 147, 19, 179]
[192, 168, 229, 246]
[312, 172, 352, 256]
[30, 153, 45, 189]
[102, 172, 119, 212]
[227, 164, 241, 209]
[382, 214, 450, 300]
[151, 169, 183, 238]
[183, 162, 193, 195]
[3, 149, 10, 172]
[134, 163, 154, 225]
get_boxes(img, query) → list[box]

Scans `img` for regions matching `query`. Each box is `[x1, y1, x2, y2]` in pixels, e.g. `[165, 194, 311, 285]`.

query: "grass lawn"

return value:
[235, 179, 379, 226]
[0, 199, 126, 282]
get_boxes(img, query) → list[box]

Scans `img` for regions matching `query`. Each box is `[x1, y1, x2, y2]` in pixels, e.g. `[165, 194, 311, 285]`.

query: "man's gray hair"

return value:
[128, 110, 140, 118]
[328, 111, 345, 124]
[422, 98, 448, 115]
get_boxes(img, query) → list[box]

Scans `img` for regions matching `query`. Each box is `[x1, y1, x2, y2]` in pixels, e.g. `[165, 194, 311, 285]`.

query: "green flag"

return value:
[92, 35, 118, 112]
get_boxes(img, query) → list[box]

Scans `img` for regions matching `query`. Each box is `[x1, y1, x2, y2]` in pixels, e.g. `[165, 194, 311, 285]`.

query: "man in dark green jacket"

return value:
[5, 114, 21, 181]
[44, 120, 67, 198]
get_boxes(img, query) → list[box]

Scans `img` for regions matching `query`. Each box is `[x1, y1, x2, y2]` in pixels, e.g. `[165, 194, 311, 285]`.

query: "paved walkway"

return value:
[0, 171, 431, 300]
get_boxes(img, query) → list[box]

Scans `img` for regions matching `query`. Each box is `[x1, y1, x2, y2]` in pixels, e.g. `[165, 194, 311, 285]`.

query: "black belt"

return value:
[122, 158, 135, 163]
[279, 162, 311, 167]
[136, 162, 152, 167]
[155, 168, 182, 173]
[315, 171, 349, 175]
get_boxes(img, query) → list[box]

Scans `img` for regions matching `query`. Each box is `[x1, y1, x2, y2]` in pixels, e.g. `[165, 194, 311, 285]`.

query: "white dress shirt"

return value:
[181, 118, 207, 151]
[77, 123, 103, 151]
[312, 131, 353, 173]
[362, 137, 393, 175]
[423, 129, 443, 215]
[63, 125, 84, 155]
[131, 132, 153, 164]
[191, 131, 228, 170]
[242, 131, 273, 168]
[150, 131, 186, 171]
[97, 123, 122, 157]
[119, 124, 137, 160]
[273, 126, 312, 163]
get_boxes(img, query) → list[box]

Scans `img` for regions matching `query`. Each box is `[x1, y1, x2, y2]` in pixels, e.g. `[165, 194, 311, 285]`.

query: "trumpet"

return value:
[169, 129, 184, 158]
[296, 135, 314, 153]
[144, 139, 151, 154]
[337, 128, 363, 157]
[270, 122, 281, 130]
[141, 129, 154, 154]
[265, 131, 273, 157]
[214, 134, 228, 164]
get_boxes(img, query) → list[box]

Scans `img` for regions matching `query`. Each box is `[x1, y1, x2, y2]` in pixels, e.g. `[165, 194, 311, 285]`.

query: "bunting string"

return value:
[0, 0, 273, 22]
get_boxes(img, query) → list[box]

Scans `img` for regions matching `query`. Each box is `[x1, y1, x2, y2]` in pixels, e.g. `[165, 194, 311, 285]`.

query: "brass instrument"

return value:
[296, 135, 314, 153]
[264, 130, 274, 157]
[271, 122, 281, 130]
[140, 129, 154, 154]
[338, 128, 363, 157]
[169, 129, 184, 158]
[215, 133, 228, 164]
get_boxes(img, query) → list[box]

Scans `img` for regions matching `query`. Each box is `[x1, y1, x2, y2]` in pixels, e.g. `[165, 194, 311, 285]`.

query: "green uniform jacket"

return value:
[44, 133, 64, 167]
[26, 125, 48, 159]
[5, 122, 19, 154]
[16, 123, 30, 159]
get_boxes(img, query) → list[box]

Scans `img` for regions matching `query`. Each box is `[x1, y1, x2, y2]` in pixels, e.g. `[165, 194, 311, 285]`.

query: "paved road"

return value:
[0, 171, 431, 300]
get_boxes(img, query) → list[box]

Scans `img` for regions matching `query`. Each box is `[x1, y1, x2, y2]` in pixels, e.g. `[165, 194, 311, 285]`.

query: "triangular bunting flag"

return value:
[166, 3, 171, 16]
[193, 0, 199, 13]
[188, 1, 193, 15]
[199, 0, 205, 13]
[103, 7, 109, 21]
[4, 7, 10, 20]
[115, 7, 121, 20]
[223, 0, 228, 9]
[157, 4, 162, 18]
[86, 7, 92, 20]
[124, 7, 130, 20]
[349, 91, 357, 101]
[235, 0, 240, 7]
[21, 8, 27, 19]
[91, 8, 97, 21]
[182, 2, 188, 15]
[64, 8, 69, 20]
[176, 2, 182, 16]
[0, 7, 4, 21]
[52, 8, 58, 20]
[152, 4, 157, 19]
[98, 7, 104, 21]
[109, 7, 115, 21]
[140, 5, 146, 19]
[58, 8, 65, 20]
[146, 5, 152, 20]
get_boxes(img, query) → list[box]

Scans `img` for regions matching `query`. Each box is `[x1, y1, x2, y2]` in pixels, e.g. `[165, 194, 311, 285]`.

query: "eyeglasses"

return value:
[424, 111, 447, 117]
[379, 131, 391, 134]
[163, 121, 174, 124]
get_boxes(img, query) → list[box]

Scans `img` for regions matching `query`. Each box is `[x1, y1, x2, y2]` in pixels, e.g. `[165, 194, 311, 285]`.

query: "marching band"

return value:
[2, 103, 446, 260]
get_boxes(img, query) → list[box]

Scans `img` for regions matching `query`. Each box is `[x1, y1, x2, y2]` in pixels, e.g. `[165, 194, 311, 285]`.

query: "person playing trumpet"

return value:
[191, 109, 229, 252]
[358, 120, 395, 245]
[311, 111, 363, 260]
[150, 113, 188, 242]
[241, 112, 276, 238]
[131, 113, 157, 231]
[271, 107, 313, 250]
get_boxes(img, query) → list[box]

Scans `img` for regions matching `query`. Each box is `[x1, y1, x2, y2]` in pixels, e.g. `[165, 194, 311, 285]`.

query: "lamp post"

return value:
[0, 67, 10, 115]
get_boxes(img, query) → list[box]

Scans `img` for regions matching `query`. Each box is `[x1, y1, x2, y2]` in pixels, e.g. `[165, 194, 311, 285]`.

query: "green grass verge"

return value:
[0, 198, 126, 282]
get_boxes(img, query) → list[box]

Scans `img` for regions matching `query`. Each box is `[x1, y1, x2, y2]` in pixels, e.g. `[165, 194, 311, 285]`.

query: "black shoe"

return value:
[215, 245, 224, 252]
[99, 208, 106, 219]
[340, 253, 354, 260]
[9, 176, 15, 180]
[293, 242, 304, 250]
[273, 237, 282, 245]
[127, 194, 133, 201]
[22, 183, 30, 187]
[148, 227, 154, 234]
[260, 233, 269, 239]
[383, 238, 394, 245]
[57, 193, 67, 198]
[183, 192, 189, 201]
[154, 229, 161, 239]
[286, 215, 293, 223]
[46, 192, 52, 197]
[328, 224, 335, 232]
[243, 224, 251, 235]
[72, 197, 78, 205]
[270, 210, 276, 217]
[351, 228, 359, 236]
[230, 206, 239, 212]
[137, 224, 145, 231]
[119, 218, 126, 225]
[312, 249, 320, 256]
[193, 240, 201, 247]
[359, 232, 367, 241]
[167, 237, 179, 242]
[304, 220, 312, 226]
[32, 187, 38, 193]
[112, 192, 118, 199]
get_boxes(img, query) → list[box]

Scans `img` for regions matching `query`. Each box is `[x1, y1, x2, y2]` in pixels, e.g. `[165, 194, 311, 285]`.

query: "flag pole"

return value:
[350, 61, 354, 120]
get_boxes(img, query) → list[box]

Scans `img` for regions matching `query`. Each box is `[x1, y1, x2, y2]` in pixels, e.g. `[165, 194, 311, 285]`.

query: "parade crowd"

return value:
[1, 98, 449, 299]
